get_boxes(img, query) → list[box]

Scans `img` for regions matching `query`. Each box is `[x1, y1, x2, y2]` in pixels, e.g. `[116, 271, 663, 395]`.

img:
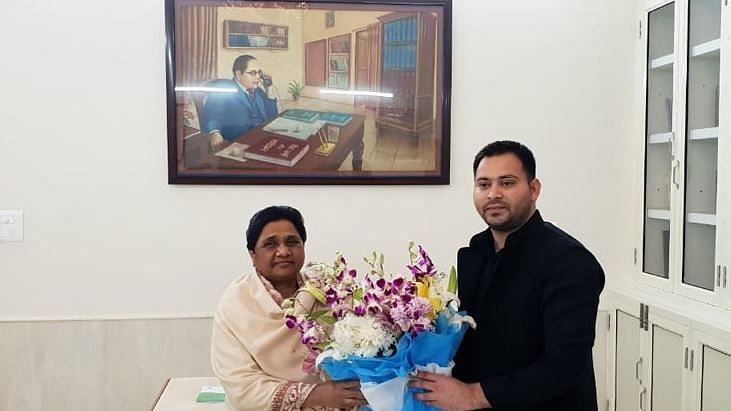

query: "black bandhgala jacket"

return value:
[454, 210, 605, 411]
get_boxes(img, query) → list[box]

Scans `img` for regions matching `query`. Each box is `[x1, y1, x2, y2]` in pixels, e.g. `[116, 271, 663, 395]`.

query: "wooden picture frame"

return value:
[165, 0, 452, 184]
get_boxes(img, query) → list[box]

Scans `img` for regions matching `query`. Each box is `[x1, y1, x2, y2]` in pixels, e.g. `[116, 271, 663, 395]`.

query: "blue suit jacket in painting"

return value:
[201, 79, 278, 140]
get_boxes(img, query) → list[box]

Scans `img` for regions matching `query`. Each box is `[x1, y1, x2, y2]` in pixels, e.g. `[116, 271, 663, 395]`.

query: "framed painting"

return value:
[165, 0, 452, 184]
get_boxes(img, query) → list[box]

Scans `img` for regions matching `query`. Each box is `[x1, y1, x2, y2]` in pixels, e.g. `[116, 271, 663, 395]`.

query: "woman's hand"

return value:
[302, 380, 367, 408]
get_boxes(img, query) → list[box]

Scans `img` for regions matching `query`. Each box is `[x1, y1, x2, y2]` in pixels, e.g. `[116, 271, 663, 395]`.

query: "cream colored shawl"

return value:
[211, 272, 320, 411]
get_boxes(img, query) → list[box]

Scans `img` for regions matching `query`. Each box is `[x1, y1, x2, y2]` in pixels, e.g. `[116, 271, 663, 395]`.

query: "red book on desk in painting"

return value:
[243, 136, 309, 167]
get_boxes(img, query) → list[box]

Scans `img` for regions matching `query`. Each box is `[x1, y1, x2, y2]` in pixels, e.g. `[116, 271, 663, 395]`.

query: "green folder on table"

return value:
[196, 386, 225, 403]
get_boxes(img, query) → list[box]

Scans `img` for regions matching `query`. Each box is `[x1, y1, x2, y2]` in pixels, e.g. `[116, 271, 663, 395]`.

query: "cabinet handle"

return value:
[672, 160, 680, 188]
[669, 134, 674, 157]
[640, 387, 647, 411]
[684, 347, 689, 368]
[690, 349, 695, 371]
[718, 265, 722, 287]
[635, 357, 643, 383]
[724, 266, 728, 288]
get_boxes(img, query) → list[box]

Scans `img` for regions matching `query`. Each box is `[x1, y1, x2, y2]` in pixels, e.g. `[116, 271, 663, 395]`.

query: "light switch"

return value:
[0, 210, 23, 242]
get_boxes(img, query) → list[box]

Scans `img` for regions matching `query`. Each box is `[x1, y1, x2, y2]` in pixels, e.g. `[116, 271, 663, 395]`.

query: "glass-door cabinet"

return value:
[641, 0, 731, 307]
[643, 1, 677, 285]
[681, 0, 722, 296]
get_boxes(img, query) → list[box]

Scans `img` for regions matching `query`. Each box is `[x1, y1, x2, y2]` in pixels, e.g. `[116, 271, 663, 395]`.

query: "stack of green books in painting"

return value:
[281, 109, 352, 127]
[281, 109, 320, 123]
[319, 112, 352, 127]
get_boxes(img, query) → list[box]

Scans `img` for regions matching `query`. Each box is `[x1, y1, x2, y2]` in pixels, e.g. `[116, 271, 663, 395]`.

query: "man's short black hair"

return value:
[472, 140, 536, 181]
[232, 55, 256, 76]
[246, 205, 306, 251]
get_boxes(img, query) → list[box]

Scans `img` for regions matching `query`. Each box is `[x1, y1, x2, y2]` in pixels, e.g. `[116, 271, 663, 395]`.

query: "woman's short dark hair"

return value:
[472, 140, 536, 181]
[245, 205, 306, 251]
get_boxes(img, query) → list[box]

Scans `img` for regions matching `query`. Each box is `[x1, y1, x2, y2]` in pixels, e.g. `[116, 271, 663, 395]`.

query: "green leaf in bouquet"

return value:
[448, 265, 458, 294]
[320, 315, 337, 325]
[307, 310, 331, 320]
[353, 288, 364, 302]
[408, 241, 418, 264]
[304, 281, 327, 304]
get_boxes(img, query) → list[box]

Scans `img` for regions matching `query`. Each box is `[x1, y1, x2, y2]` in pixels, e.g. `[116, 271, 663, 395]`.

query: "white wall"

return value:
[0, 318, 213, 411]
[0, 0, 637, 320]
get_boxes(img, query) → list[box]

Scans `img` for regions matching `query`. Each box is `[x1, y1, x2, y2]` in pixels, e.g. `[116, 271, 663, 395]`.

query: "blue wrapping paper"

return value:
[319, 311, 471, 411]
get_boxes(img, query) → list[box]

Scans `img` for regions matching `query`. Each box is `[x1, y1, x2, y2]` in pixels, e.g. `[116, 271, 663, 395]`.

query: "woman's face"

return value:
[249, 220, 305, 284]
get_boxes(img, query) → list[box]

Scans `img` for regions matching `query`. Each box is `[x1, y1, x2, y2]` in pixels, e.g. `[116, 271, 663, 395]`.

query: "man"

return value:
[411, 140, 605, 410]
[202, 54, 278, 150]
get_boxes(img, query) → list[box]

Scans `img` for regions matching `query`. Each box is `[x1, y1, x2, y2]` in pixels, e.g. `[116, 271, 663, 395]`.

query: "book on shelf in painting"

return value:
[243, 136, 309, 167]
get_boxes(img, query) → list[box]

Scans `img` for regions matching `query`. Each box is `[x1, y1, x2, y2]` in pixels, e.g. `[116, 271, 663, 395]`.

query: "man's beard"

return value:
[487, 203, 533, 233]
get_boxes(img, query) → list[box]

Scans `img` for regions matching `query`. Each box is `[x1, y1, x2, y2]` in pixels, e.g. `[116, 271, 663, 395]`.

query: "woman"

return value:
[211, 205, 366, 411]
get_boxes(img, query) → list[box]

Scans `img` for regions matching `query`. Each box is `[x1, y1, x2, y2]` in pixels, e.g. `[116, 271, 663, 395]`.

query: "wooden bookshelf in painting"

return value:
[328, 34, 351, 89]
[376, 12, 436, 138]
[223, 20, 288, 49]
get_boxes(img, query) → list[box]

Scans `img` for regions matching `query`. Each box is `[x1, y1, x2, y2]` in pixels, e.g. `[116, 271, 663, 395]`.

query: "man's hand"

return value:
[409, 371, 491, 411]
[210, 131, 224, 151]
[302, 380, 367, 409]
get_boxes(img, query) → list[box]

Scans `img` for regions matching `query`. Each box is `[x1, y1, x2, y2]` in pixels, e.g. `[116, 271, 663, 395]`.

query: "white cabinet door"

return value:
[594, 311, 610, 411]
[692, 331, 731, 411]
[678, 0, 724, 303]
[642, 1, 676, 287]
[616, 310, 642, 411]
[648, 317, 688, 411]
[717, 0, 731, 310]
[699, 345, 731, 410]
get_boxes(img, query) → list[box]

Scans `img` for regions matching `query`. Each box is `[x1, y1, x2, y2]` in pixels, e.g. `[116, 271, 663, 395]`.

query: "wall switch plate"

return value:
[0, 210, 24, 242]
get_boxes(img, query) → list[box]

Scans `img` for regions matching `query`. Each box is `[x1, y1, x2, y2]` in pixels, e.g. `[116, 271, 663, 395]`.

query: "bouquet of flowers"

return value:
[283, 243, 476, 411]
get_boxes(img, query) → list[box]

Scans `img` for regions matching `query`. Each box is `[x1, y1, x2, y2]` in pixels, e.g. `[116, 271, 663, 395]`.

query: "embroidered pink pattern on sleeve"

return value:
[270, 382, 316, 411]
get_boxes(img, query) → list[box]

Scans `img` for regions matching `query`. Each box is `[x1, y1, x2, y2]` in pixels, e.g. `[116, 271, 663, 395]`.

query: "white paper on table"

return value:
[199, 385, 225, 394]
[215, 143, 250, 162]
[262, 117, 319, 141]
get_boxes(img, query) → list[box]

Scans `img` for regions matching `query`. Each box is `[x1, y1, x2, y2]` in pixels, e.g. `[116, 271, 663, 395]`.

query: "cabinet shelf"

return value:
[649, 132, 673, 144]
[650, 53, 674, 69]
[647, 209, 671, 221]
[687, 213, 716, 226]
[688, 127, 719, 141]
[691, 39, 721, 58]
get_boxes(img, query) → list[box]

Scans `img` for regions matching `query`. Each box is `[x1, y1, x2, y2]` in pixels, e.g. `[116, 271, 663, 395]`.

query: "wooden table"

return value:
[150, 377, 227, 411]
[182, 113, 365, 175]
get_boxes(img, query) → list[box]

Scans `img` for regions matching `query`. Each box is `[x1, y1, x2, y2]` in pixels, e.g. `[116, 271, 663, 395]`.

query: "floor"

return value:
[282, 96, 437, 172]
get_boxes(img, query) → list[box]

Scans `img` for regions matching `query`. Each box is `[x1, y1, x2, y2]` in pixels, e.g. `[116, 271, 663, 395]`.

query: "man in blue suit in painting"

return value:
[202, 54, 279, 150]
